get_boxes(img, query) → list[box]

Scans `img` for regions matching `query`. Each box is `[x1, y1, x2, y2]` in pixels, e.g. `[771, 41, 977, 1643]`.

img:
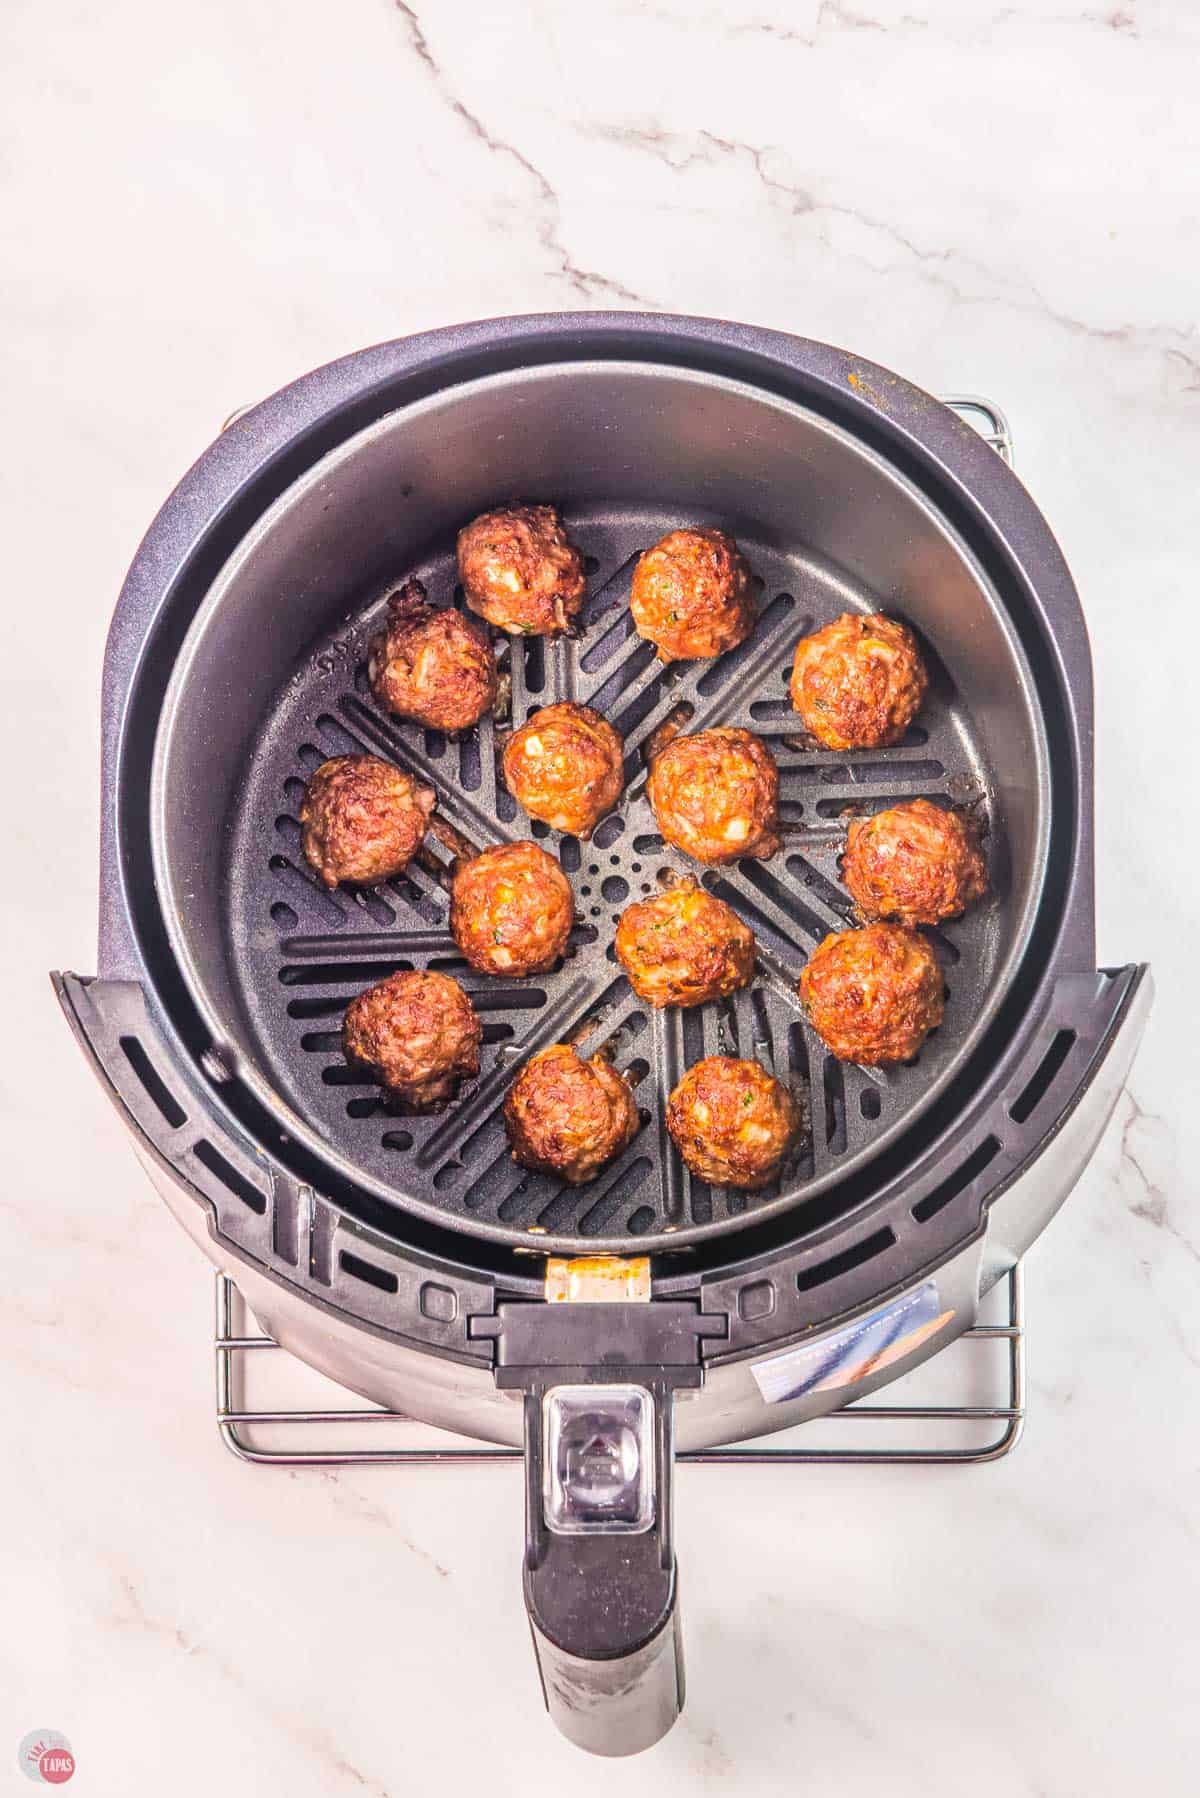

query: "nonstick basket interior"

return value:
[151, 362, 1049, 1252]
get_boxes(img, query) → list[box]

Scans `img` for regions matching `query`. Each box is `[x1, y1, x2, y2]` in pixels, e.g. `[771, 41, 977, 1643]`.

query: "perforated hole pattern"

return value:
[225, 510, 1003, 1247]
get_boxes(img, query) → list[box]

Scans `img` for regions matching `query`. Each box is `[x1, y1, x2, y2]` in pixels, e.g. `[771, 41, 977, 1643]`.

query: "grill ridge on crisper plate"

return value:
[228, 511, 998, 1246]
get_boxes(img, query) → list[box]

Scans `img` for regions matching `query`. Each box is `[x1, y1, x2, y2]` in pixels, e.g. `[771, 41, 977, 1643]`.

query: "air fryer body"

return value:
[56, 313, 1150, 1755]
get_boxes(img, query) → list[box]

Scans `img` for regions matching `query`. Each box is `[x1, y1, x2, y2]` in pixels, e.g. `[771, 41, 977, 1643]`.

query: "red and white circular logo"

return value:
[17, 1732, 75, 1785]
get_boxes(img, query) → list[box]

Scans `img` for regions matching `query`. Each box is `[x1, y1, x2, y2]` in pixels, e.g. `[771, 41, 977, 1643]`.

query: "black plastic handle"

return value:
[523, 1380, 683, 1756]
[477, 1297, 723, 1755]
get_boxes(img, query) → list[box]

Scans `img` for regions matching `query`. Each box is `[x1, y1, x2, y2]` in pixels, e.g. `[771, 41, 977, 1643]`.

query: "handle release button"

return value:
[543, 1384, 655, 1534]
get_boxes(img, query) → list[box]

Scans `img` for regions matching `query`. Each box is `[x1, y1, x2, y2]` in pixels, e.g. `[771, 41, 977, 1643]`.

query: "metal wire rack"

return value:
[215, 1260, 1024, 1468]
[212, 393, 1022, 1475]
[941, 394, 1013, 463]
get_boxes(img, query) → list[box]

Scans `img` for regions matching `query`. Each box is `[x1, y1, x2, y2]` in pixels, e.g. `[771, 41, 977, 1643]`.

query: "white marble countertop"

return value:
[5, 0, 1198, 1791]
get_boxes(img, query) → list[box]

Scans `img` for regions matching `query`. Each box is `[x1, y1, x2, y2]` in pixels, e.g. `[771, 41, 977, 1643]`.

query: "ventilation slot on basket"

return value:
[695, 593, 794, 695]
[720, 862, 829, 950]
[581, 609, 639, 674]
[521, 636, 547, 694]
[786, 1023, 816, 1180]
[613, 673, 677, 751]
[785, 854, 856, 922]
[814, 781, 946, 817]
[280, 959, 415, 987]
[578, 1156, 654, 1237]
[790, 757, 945, 789]
[795, 1226, 895, 1292]
[350, 888, 396, 927]
[339, 1250, 399, 1294]
[470, 986, 548, 1013]
[118, 1036, 186, 1129]
[591, 813, 625, 849]
[1008, 1029, 1077, 1125]
[193, 1139, 267, 1215]
[287, 994, 353, 1019]
[496, 1176, 539, 1223]
[314, 712, 361, 756]
[911, 1134, 1001, 1223]
[822, 1056, 847, 1154]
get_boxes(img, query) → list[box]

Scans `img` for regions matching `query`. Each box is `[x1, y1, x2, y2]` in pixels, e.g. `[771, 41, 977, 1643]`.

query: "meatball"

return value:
[842, 799, 988, 926]
[614, 878, 755, 1008]
[630, 526, 756, 662]
[502, 702, 624, 838]
[342, 970, 481, 1109]
[647, 727, 780, 865]
[799, 923, 944, 1065]
[457, 503, 586, 636]
[368, 577, 498, 733]
[450, 840, 574, 976]
[504, 1044, 640, 1186]
[790, 612, 928, 751]
[300, 755, 434, 889]
[666, 1056, 801, 1190]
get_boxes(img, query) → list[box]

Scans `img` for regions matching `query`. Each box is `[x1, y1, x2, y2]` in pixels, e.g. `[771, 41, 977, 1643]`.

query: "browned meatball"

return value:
[342, 970, 481, 1109]
[630, 527, 756, 661]
[842, 799, 988, 926]
[450, 840, 574, 976]
[504, 1044, 639, 1185]
[457, 503, 586, 636]
[502, 702, 624, 838]
[647, 727, 780, 865]
[799, 924, 944, 1065]
[666, 1056, 801, 1190]
[368, 577, 498, 733]
[790, 613, 928, 751]
[300, 755, 434, 889]
[614, 878, 755, 1008]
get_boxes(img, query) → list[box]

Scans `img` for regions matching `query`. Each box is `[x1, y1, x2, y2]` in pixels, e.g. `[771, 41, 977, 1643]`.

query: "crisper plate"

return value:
[225, 503, 1008, 1248]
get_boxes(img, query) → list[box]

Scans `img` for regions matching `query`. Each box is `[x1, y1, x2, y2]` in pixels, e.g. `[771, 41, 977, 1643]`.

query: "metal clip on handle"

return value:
[474, 1294, 724, 1756]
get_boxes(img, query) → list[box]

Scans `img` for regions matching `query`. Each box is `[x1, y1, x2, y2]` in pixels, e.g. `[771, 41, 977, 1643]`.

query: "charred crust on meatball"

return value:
[503, 1044, 639, 1185]
[342, 970, 481, 1110]
[841, 798, 988, 926]
[798, 923, 945, 1065]
[449, 840, 575, 977]
[299, 755, 435, 889]
[614, 878, 755, 1008]
[789, 612, 928, 751]
[501, 702, 625, 838]
[646, 726, 781, 865]
[383, 575, 430, 625]
[367, 576, 498, 734]
[666, 1055, 801, 1190]
[456, 503, 586, 637]
[630, 526, 757, 662]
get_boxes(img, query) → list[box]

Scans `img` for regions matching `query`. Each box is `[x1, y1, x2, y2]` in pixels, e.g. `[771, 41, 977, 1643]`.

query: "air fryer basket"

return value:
[57, 315, 1149, 1757]
[151, 361, 1048, 1253]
